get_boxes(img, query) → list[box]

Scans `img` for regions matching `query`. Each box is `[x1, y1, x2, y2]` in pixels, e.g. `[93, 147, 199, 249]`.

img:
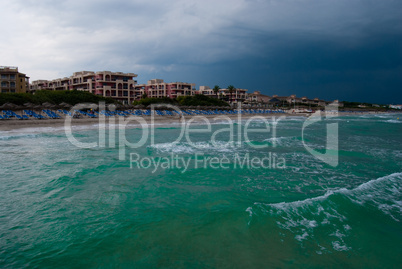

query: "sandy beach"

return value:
[0, 110, 392, 132]
[0, 112, 300, 131]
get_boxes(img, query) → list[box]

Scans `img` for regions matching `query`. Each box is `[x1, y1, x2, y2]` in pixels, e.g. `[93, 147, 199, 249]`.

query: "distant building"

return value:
[30, 80, 52, 92]
[134, 79, 195, 100]
[218, 88, 247, 104]
[272, 94, 327, 106]
[332, 100, 344, 107]
[198, 86, 215, 96]
[245, 91, 271, 106]
[390, 104, 402, 109]
[197, 86, 248, 104]
[30, 70, 138, 104]
[0, 66, 29, 93]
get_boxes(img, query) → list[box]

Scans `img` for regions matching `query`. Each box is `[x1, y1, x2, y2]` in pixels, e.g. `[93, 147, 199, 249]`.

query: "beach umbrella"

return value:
[32, 105, 43, 113]
[0, 102, 17, 110]
[59, 102, 72, 108]
[23, 102, 35, 108]
[42, 102, 54, 108]
[0, 103, 18, 111]
[13, 105, 25, 111]
[114, 103, 124, 110]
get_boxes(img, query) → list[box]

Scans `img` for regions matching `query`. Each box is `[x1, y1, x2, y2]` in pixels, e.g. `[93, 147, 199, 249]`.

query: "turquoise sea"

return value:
[0, 113, 401, 268]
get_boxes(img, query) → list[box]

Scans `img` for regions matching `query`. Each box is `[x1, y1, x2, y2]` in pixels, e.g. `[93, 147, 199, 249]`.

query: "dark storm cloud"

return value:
[0, 0, 401, 103]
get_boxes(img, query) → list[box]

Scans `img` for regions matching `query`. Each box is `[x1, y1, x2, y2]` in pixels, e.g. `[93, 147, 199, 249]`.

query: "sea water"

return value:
[0, 113, 401, 268]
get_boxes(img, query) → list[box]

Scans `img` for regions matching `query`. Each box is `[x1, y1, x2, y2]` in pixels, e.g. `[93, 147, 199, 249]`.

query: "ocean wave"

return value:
[148, 140, 241, 154]
[285, 117, 306, 122]
[247, 172, 402, 251]
[263, 136, 300, 147]
[385, 119, 401, 124]
[0, 133, 44, 141]
[269, 172, 402, 220]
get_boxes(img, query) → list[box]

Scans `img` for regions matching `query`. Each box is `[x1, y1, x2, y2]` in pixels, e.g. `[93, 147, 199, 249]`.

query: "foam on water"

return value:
[148, 140, 241, 154]
[247, 173, 402, 252]
[1, 113, 402, 267]
[263, 136, 301, 147]
[385, 119, 401, 123]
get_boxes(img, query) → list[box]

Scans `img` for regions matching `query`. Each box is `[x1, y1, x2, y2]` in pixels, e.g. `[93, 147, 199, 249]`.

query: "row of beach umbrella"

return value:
[0, 102, 73, 111]
[0, 102, 231, 111]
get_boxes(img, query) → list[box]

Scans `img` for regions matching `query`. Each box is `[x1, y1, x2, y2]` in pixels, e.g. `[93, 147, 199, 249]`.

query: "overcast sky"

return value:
[1, 0, 401, 103]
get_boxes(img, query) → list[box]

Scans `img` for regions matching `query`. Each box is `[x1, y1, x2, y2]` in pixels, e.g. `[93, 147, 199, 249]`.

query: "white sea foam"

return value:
[332, 241, 351, 251]
[295, 231, 309, 242]
[286, 117, 306, 122]
[263, 136, 300, 147]
[148, 140, 238, 154]
[385, 119, 401, 123]
[268, 172, 402, 220]
[0, 133, 43, 140]
[247, 173, 402, 251]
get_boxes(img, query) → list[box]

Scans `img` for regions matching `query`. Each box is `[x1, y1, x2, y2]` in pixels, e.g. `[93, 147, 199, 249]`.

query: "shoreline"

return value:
[0, 113, 297, 132]
[0, 111, 398, 132]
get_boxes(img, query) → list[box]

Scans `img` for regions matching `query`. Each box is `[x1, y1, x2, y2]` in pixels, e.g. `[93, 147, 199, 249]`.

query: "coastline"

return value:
[0, 113, 297, 132]
[0, 110, 396, 132]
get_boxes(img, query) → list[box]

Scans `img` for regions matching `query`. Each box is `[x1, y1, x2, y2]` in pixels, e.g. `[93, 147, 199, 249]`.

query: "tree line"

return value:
[0, 90, 117, 106]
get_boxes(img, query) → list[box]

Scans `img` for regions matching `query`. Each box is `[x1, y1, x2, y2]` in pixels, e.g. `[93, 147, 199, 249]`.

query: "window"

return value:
[123, 84, 128, 89]
[1, 82, 6, 87]
[10, 75, 15, 79]
[1, 74, 7, 79]
[123, 91, 128, 96]
[10, 82, 15, 87]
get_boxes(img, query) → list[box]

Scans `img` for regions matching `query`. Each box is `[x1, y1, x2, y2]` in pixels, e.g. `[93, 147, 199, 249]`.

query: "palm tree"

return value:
[227, 85, 235, 104]
[213, 85, 220, 98]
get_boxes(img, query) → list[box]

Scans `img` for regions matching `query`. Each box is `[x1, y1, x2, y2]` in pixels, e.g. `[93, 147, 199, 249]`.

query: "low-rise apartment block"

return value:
[134, 79, 195, 100]
[0, 66, 29, 93]
[246, 91, 271, 104]
[272, 94, 327, 106]
[30, 71, 138, 104]
[197, 86, 248, 104]
[218, 88, 247, 103]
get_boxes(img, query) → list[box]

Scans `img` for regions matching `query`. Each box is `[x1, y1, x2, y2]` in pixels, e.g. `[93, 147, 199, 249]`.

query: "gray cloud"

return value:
[1, 0, 401, 102]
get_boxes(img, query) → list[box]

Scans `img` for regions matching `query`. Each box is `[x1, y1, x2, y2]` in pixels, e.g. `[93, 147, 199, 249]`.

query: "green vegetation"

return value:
[227, 85, 235, 101]
[341, 101, 390, 111]
[132, 97, 177, 107]
[343, 101, 378, 108]
[213, 85, 220, 98]
[177, 94, 229, 107]
[0, 90, 117, 106]
[133, 94, 229, 107]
